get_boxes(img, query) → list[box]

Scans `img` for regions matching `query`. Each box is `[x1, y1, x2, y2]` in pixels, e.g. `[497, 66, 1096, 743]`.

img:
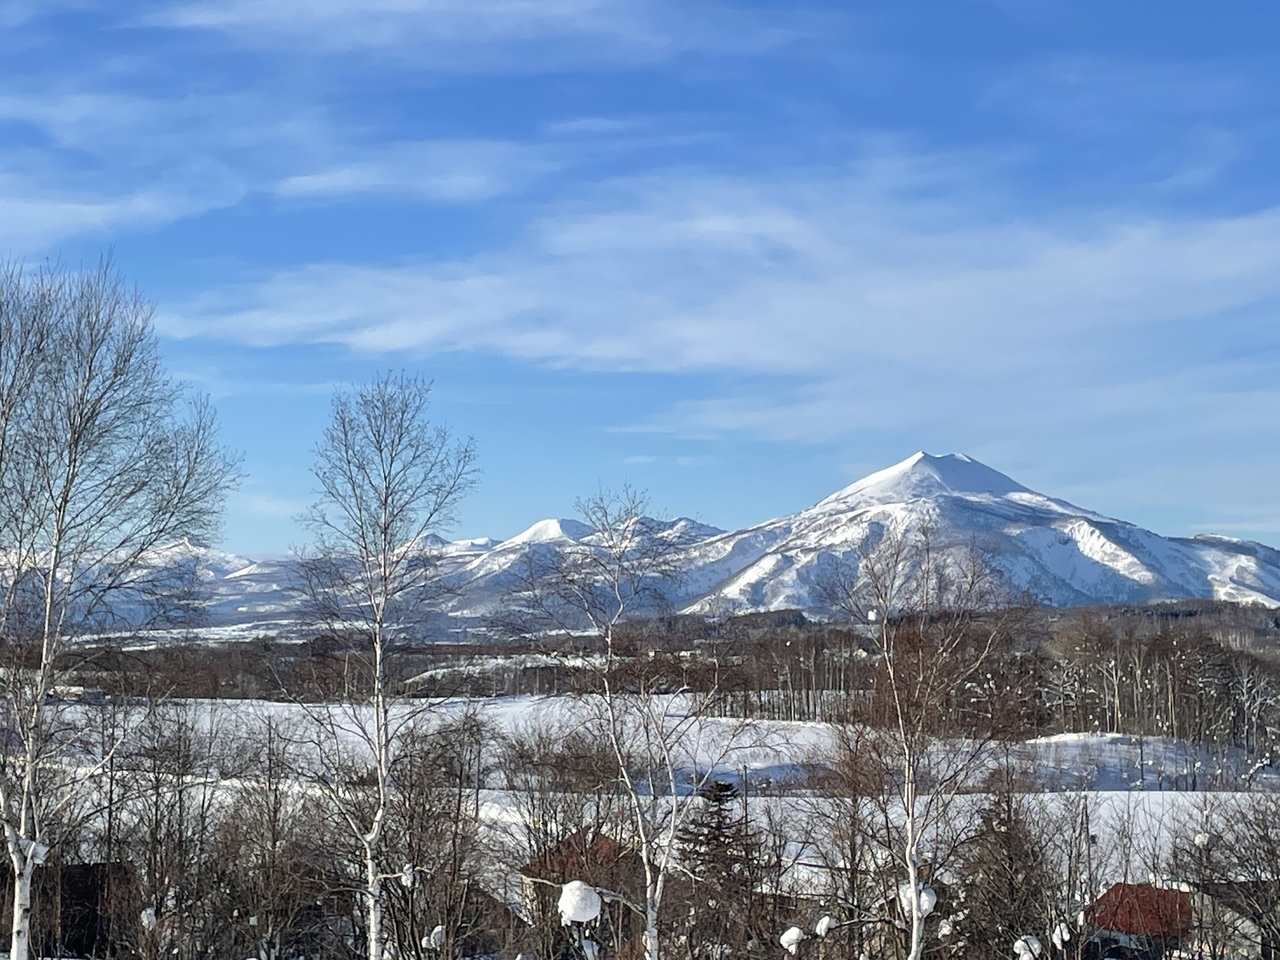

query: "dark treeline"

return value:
[63, 600, 1280, 760]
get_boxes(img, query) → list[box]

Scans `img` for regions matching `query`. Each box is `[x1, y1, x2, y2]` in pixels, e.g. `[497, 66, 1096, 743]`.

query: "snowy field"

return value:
[38, 691, 1280, 950]
[147, 690, 1280, 890]
[164, 694, 1279, 792]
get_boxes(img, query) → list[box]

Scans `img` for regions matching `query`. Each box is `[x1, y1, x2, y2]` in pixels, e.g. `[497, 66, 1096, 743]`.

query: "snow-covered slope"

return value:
[152, 452, 1280, 638]
[673, 452, 1280, 613]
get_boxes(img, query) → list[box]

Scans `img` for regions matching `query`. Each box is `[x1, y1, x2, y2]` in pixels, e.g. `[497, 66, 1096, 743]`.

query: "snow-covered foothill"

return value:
[116, 451, 1280, 642]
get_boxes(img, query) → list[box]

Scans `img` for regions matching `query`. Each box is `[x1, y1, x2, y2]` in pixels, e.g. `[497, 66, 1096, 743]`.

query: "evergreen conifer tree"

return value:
[673, 781, 765, 959]
[951, 792, 1056, 960]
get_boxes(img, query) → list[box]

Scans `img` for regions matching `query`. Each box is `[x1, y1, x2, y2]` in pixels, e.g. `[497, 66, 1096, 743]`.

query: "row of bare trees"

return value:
[790, 766, 1280, 960]
[1, 701, 508, 960]
[727, 616, 1280, 758]
[20, 690, 1280, 960]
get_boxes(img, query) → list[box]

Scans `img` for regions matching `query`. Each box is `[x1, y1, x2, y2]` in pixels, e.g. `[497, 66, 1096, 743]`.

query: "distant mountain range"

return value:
[176, 452, 1280, 640]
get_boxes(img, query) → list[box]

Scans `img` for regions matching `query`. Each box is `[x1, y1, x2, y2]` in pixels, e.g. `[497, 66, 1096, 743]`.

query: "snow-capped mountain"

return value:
[155, 452, 1280, 639]
[432, 515, 729, 620]
[669, 452, 1280, 613]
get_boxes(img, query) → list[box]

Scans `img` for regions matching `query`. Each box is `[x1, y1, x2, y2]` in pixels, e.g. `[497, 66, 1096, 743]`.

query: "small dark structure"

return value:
[0, 861, 137, 959]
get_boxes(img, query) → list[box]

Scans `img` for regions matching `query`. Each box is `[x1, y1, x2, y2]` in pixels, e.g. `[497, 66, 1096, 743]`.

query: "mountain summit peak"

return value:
[818, 451, 1030, 508]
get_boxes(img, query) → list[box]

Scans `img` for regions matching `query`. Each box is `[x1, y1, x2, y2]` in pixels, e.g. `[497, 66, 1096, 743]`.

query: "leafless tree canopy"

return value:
[0, 258, 239, 960]
[0, 260, 237, 640]
[293, 371, 479, 960]
[299, 371, 478, 645]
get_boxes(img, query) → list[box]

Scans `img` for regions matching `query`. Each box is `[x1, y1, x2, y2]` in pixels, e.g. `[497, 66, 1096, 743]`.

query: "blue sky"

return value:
[5, 1, 1280, 554]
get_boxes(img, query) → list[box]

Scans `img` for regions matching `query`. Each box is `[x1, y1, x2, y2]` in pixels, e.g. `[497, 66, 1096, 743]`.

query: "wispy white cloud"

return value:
[988, 55, 1251, 132]
[0, 0, 819, 251]
[0, 89, 302, 247]
[620, 453, 709, 467]
[171, 368, 339, 399]
[984, 54, 1262, 191]
[0, 0, 85, 28]
[160, 150, 1280, 465]
[276, 139, 559, 203]
[1152, 126, 1242, 191]
[142, 0, 807, 68]
[0, 170, 245, 249]
[147, 0, 650, 46]
[163, 160, 1280, 360]
[0, 83, 558, 247]
[544, 116, 641, 136]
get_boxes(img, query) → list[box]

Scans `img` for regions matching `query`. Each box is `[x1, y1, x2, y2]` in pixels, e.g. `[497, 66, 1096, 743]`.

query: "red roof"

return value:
[518, 830, 637, 885]
[1088, 883, 1193, 940]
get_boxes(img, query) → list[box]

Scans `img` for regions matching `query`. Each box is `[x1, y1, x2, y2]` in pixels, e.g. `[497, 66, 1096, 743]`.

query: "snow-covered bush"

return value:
[423, 925, 445, 951]
[780, 926, 805, 955]
[1051, 922, 1071, 950]
[558, 881, 602, 926]
[897, 882, 937, 918]
[1013, 934, 1043, 958]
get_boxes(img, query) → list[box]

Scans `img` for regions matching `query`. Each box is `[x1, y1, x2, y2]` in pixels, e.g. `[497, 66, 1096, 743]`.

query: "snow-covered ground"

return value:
[50, 693, 1279, 913]
[158, 694, 1278, 795]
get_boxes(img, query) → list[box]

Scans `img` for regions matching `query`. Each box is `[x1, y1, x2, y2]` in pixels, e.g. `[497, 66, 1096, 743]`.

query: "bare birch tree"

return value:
[817, 522, 1017, 960]
[297, 371, 478, 960]
[507, 487, 744, 960]
[0, 260, 238, 960]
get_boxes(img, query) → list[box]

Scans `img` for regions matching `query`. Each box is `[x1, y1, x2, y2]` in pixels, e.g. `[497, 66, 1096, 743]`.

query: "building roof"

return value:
[1088, 883, 1193, 940]
[518, 829, 639, 886]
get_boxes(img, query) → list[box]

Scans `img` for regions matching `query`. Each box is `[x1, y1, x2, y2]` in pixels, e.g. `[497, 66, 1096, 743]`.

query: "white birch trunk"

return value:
[366, 626, 390, 960]
[902, 753, 926, 960]
[366, 866, 384, 960]
[642, 905, 660, 960]
[9, 856, 33, 960]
